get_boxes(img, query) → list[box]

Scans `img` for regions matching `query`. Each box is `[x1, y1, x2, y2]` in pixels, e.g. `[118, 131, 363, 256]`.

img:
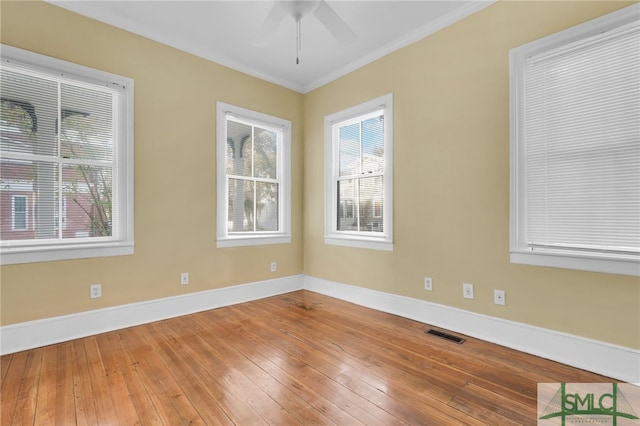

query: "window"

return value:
[324, 94, 393, 251]
[509, 5, 639, 276]
[0, 45, 134, 265]
[12, 195, 28, 231]
[216, 102, 291, 247]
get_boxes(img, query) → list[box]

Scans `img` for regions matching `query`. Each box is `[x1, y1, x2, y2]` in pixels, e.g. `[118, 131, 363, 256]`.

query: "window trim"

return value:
[509, 4, 640, 277]
[0, 44, 134, 265]
[216, 101, 291, 248]
[324, 93, 393, 251]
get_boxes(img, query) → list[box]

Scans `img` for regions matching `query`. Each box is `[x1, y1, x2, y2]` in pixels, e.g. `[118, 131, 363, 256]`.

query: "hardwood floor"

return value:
[1, 290, 612, 425]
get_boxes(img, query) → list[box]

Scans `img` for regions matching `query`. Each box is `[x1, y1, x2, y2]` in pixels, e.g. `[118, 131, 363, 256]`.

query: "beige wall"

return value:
[0, 1, 304, 324]
[303, 1, 639, 350]
[1, 1, 638, 351]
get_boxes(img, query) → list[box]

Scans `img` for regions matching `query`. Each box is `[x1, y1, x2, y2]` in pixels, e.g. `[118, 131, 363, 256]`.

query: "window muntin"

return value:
[325, 94, 393, 251]
[509, 5, 639, 276]
[0, 45, 134, 264]
[216, 102, 291, 247]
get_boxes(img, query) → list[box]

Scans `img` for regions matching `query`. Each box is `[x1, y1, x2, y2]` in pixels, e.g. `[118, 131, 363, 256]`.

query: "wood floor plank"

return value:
[210, 335, 359, 425]
[192, 309, 371, 426]
[254, 296, 473, 401]
[70, 339, 98, 426]
[117, 325, 188, 425]
[236, 297, 487, 425]
[144, 320, 241, 425]
[110, 332, 165, 425]
[166, 315, 323, 425]
[83, 336, 124, 425]
[450, 382, 535, 425]
[124, 324, 210, 426]
[94, 332, 142, 424]
[1, 352, 24, 426]
[207, 324, 363, 426]
[32, 345, 58, 425]
[0, 353, 12, 387]
[55, 343, 78, 424]
[0, 290, 616, 425]
[10, 347, 42, 426]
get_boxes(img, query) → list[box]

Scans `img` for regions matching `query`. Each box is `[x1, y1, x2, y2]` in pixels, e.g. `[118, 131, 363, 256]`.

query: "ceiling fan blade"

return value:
[253, 2, 287, 48]
[313, 0, 356, 45]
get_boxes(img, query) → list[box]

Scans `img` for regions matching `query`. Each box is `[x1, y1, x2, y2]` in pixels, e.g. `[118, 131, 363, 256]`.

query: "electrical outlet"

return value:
[463, 283, 474, 299]
[424, 277, 433, 291]
[180, 272, 189, 285]
[494, 289, 506, 305]
[271, 262, 277, 272]
[90, 283, 102, 299]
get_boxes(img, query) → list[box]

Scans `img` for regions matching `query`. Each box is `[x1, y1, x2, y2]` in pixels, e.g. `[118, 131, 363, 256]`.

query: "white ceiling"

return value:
[48, 1, 493, 94]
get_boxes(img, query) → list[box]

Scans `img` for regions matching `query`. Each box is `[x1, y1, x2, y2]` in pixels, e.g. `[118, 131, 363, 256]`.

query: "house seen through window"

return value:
[0, 45, 134, 265]
[324, 94, 393, 251]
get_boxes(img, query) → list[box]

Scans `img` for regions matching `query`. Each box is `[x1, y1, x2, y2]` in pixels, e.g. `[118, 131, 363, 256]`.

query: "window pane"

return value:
[359, 176, 383, 233]
[0, 70, 58, 156]
[62, 165, 112, 238]
[256, 182, 278, 231]
[254, 127, 277, 179]
[60, 84, 113, 162]
[228, 178, 254, 232]
[337, 179, 357, 231]
[13, 196, 27, 230]
[362, 115, 384, 174]
[226, 120, 252, 177]
[0, 160, 58, 240]
[339, 123, 360, 176]
[1, 99, 36, 154]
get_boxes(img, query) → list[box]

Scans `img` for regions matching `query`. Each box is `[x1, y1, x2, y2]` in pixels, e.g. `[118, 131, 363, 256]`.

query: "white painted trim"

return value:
[0, 275, 304, 356]
[3, 273, 637, 384]
[215, 101, 292, 247]
[0, 44, 135, 266]
[324, 94, 393, 251]
[303, 276, 640, 383]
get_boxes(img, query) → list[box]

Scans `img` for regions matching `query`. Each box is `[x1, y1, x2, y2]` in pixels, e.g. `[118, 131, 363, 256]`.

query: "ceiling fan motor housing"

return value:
[283, 0, 322, 21]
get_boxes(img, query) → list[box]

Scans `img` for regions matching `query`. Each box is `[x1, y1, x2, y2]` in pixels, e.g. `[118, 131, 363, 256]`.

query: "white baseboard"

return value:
[303, 276, 640, 384]
[0, 274, 304, 356]
[3, 273, 637, 383]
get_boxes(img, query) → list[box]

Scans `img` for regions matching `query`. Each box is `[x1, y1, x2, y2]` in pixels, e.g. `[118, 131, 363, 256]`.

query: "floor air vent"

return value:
[426, 329, 465, 344]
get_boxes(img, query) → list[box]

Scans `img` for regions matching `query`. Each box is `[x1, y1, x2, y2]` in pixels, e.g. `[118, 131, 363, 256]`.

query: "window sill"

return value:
[510, 249, 639, 276]
[1, 242, 134, 265]
[217, 234, 291, 248]
[325, 236, 393, 251]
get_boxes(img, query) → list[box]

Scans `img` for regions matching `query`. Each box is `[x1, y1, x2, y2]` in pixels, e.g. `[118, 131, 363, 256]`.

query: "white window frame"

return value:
[1, 45, 134, 265]
[216, 102, 291, 248]
[324, 94, 393, 251]
[11, 195, 28, 231]
[509, 5, 640, 276]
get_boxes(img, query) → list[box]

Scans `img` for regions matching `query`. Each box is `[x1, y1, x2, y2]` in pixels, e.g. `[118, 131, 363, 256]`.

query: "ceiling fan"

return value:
[253, 0, 356, 64]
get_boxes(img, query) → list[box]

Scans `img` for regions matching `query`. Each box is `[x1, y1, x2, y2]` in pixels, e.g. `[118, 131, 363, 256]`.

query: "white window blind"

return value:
[510, 4, 640, 275]
[524, 22, 639, 254]
[0, 44, 134, 265]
